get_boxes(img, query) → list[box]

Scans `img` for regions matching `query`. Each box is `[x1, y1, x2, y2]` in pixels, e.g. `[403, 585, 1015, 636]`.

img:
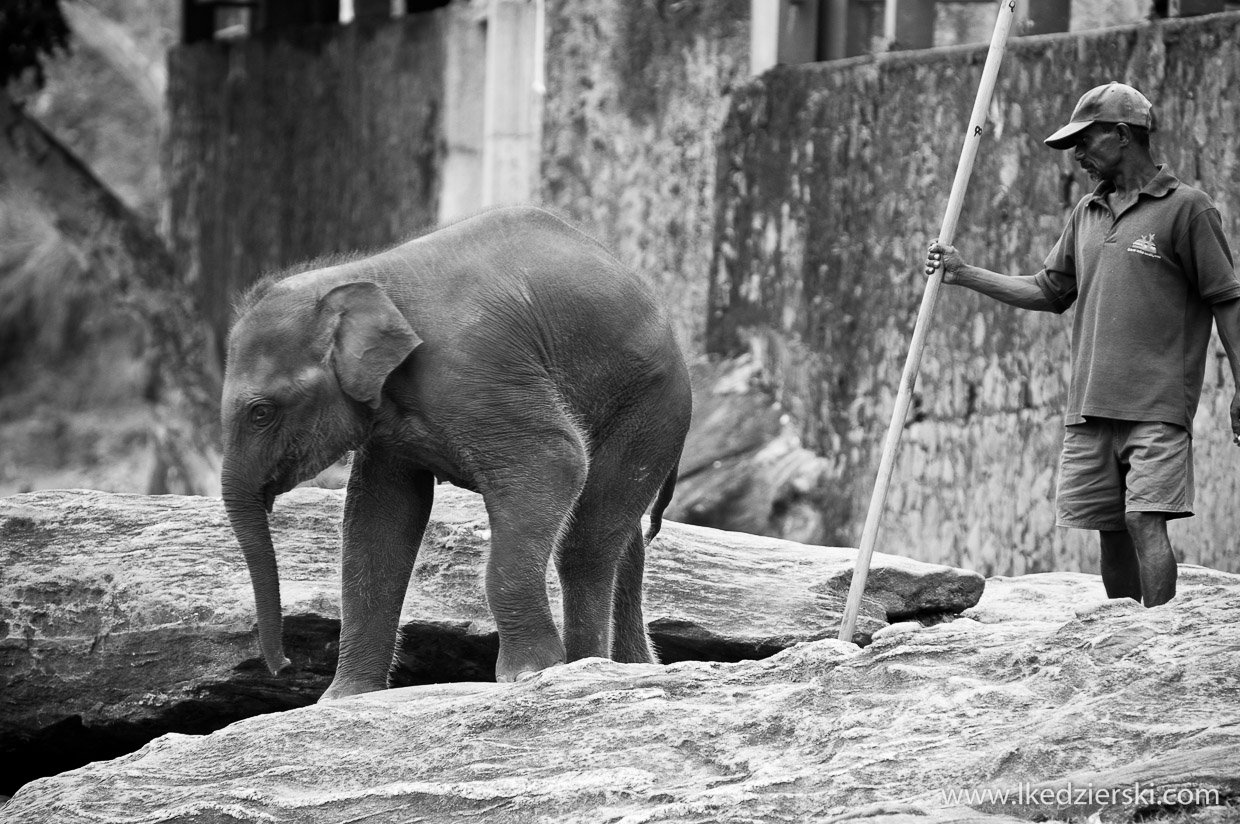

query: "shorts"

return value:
[1055, 418, 1194, 531]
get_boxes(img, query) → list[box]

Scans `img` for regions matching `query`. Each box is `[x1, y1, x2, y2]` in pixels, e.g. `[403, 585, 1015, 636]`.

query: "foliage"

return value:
[0, 197, 91, 373]
[1, 0, 72, 89]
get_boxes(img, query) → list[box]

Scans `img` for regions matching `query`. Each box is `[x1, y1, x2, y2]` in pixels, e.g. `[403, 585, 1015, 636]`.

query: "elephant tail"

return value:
[644, 459, 681, 545]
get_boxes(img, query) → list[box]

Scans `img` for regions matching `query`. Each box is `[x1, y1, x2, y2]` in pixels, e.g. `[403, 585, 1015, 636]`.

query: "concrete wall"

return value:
[540, 0, 751, 351]
[707, 13, 1240, 573]
[164, 3, 1238, 574]
[166, 1, 537, 352]
[166, 15, 447, 353]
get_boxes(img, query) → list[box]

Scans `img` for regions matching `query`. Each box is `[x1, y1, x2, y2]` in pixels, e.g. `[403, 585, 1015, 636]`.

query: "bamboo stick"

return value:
[838, 0, 1019, 642]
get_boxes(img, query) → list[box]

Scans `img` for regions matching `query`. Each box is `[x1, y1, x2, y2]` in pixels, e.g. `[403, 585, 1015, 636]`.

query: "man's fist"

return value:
[925, 241, 964, 283]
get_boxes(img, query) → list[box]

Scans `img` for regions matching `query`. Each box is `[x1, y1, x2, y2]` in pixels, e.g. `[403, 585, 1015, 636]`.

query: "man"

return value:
[925, 81, 1240, 607]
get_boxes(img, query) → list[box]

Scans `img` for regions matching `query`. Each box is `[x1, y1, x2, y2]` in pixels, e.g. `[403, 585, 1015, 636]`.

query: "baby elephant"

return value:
[220, 207, 692, 700]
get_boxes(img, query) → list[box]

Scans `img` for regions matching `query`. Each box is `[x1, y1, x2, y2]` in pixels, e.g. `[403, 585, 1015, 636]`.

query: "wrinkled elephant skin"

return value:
[220, 207, 692, 700]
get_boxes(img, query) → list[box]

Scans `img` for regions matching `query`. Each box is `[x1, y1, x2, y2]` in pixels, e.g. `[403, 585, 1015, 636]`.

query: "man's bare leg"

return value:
[1100, 514, 1177, 606]
[1124, 511, 1177, 606]
[1098, 528, 1143, 602]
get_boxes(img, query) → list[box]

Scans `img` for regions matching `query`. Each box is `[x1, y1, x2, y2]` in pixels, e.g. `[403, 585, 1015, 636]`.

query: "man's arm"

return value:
[1210, 297, 1240, 445]
[925, 242, 1058, 312]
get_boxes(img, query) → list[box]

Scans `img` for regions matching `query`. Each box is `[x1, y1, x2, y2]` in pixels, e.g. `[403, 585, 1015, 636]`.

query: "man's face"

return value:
[1071, 122, 1123, 182]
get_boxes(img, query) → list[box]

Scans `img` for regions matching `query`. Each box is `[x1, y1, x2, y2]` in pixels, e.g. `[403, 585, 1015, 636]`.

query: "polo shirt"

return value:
[1033, 165, 1240, 434]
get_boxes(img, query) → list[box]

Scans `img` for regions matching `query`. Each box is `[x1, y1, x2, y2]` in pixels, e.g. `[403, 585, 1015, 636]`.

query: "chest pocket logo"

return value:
[1127, 233, 1160, 259]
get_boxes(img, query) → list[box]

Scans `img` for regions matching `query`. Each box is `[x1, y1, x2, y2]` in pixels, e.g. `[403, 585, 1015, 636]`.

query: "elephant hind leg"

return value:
[610, 528, 656, 664]
[555, 426, 673, 665]
[554, 510, 630, 664]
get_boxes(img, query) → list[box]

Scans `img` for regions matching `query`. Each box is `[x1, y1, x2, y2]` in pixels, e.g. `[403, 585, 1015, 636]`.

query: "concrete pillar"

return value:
[750, 0, 821, 75]
[883, 0, 933, 51]
[481, 0, 543, 207]
[439, 2, 488, 223]
[822, 0, 850, 61]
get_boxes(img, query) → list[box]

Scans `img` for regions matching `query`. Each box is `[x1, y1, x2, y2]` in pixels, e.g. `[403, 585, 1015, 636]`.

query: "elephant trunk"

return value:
[222, 476, 291, 676]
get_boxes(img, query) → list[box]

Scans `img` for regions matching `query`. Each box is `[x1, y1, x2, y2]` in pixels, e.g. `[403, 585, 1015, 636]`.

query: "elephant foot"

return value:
[318, 676, 386, 702]
[497, 665, 562, 683]
[610, 633, 658, 665]
[265, 654, 293, 676]
[495, 638, 565, 683]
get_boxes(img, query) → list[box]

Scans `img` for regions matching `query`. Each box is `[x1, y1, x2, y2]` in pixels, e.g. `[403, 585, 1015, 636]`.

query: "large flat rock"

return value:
[5, 566, 1237, 822]
[0, 486, 982, 790]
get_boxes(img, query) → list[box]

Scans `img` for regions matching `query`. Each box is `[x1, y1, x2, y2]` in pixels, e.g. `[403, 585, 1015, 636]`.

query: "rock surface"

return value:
[5, 566, 1239, 822]
[0, 486, 982, 793]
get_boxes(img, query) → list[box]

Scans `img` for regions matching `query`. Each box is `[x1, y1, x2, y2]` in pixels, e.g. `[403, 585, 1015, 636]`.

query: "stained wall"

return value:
[166, 16, 446, 353]
[540, 0, 751, 351]
[707, 13, 1240, 572]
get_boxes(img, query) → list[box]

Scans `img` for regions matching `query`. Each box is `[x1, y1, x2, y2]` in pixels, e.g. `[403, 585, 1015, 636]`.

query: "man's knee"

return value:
[1123, 510, 1168, 536]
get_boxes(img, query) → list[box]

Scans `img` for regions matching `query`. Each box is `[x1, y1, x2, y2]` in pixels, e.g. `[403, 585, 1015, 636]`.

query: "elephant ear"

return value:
[320, 282, 422, 410]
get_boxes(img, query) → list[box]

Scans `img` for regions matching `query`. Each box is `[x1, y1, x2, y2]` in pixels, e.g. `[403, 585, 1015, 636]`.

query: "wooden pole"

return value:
[838, 0, 1019, 642]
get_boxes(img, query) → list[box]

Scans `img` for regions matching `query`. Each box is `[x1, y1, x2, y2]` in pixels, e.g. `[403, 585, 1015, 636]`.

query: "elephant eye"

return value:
[248, 402, 277, 429]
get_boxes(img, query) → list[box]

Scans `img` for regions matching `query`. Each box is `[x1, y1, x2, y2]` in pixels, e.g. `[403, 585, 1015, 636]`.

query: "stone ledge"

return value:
[0, 486, 984, 793]
[5, 565, 1238, 822]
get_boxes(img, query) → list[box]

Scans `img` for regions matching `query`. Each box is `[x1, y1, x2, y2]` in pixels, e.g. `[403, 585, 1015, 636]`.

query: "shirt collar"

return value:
[1089, 164, 1180, 204]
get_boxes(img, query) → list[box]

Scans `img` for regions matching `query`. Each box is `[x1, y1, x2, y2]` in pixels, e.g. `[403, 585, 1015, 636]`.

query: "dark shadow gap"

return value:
[2, 614, 787, 797]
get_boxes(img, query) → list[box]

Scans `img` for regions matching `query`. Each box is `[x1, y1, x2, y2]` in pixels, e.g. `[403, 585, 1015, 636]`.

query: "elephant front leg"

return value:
[320, 452, 434, 701]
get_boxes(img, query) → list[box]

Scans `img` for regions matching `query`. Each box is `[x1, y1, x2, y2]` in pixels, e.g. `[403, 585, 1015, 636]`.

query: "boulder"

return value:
[4, 566, 1238, 822]
[0, 486, 983, 793]
[671, 354, 842, 545]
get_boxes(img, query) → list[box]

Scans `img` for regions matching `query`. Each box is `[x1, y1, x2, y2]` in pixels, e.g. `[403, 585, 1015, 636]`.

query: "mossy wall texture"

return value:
[164, 5, 1237, 575]
[166, 16, 445, 352]
[540, 0, 750, 351]
[708, 14, 1240, 573]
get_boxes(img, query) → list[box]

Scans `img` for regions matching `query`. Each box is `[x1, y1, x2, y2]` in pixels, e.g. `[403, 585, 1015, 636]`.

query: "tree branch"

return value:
[62, 1, 167, 128]
[0, 89, 221, 493]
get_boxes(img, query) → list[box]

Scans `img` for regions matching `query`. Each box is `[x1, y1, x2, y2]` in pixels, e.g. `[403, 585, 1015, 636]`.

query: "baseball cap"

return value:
[1044, 82, 1156, 149]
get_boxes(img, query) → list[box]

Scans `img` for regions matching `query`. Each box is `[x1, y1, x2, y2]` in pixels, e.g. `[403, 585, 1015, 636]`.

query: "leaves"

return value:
[1, 0, 72, 90]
